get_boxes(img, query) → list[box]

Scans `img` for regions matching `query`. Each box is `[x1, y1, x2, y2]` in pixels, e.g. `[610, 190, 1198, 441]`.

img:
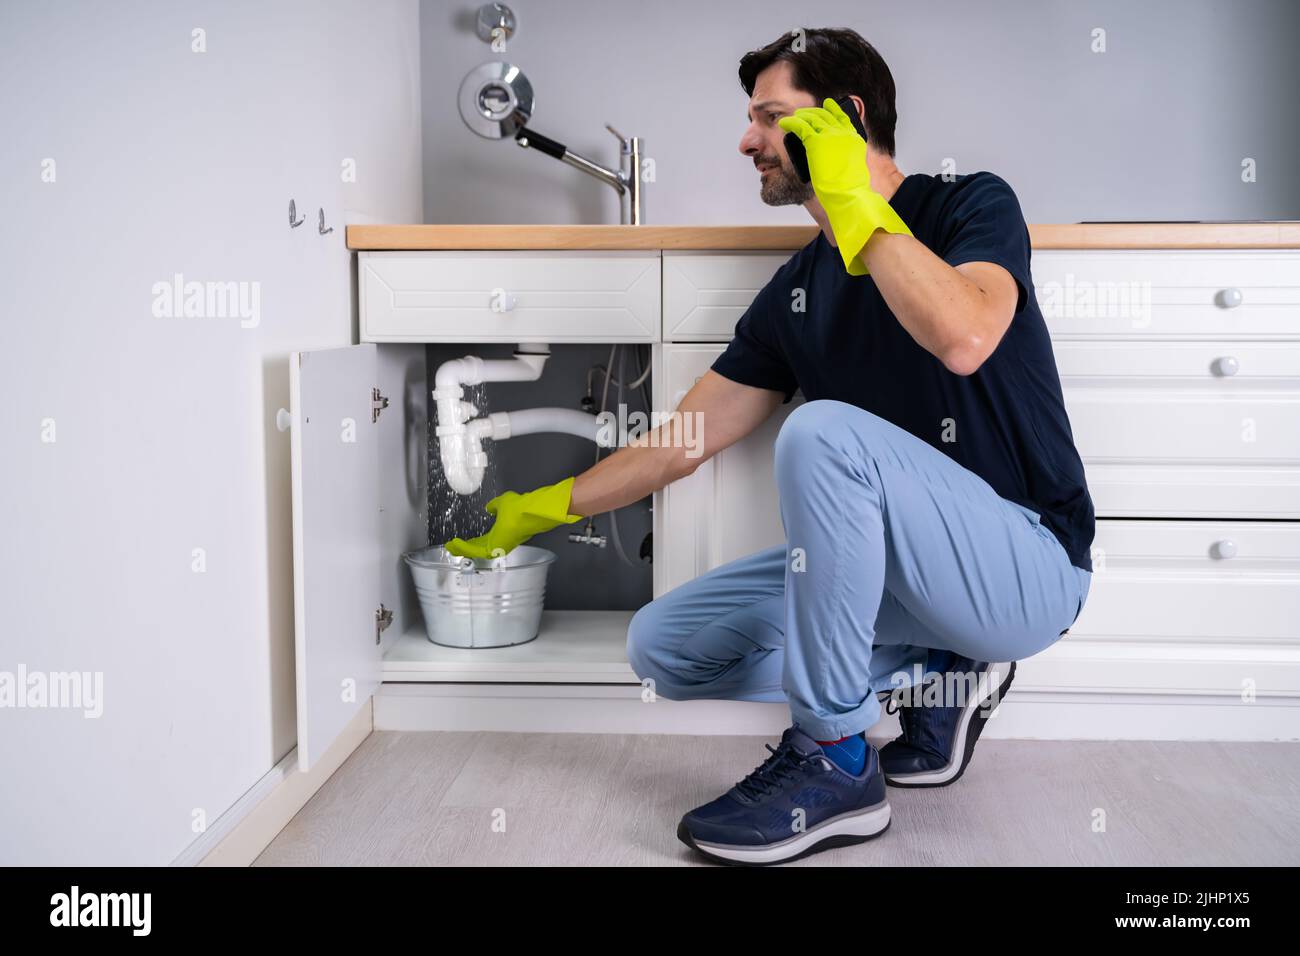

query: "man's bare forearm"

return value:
[568, 420, 699, 517]
[859, 231, 993, 370]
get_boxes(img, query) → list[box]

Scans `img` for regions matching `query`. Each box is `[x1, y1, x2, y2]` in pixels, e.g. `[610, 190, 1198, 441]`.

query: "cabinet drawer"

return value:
[663, 251, 796, 340]
[360, 251, 660, 343]
[1057, 341, 1300, 517]
[1072, 520, 1300, 645]
[1033, 250, 1300, 338]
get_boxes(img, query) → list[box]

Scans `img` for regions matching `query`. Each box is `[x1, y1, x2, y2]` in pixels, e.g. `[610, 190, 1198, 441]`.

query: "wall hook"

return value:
[288, 199, 305, 228]
[476, 3, 516, 50]
[318, 207, 333, 235]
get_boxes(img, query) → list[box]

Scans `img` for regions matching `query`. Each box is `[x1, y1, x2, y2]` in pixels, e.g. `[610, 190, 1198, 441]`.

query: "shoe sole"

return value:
[884, 660, 1016, 789]
[677, 800, 891, 866]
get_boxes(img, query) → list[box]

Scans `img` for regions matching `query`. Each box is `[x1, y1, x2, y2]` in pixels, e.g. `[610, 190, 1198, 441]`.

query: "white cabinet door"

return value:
[289, 344, 384, 771]
[654, 344, 804, 597]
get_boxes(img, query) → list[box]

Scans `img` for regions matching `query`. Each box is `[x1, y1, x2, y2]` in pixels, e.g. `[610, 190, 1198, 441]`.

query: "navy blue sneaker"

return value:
[879, 654, 1016, 788]
[677, 726, 891, 866]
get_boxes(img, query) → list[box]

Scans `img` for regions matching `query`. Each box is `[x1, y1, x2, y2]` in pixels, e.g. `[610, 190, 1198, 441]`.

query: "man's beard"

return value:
[759, 159, 815, 206]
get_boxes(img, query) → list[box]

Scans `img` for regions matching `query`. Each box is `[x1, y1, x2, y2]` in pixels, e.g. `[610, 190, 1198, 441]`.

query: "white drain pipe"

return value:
[433, 346, 626, 494]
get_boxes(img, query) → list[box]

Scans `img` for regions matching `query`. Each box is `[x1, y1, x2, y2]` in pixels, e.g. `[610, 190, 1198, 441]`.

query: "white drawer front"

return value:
[1072, 520, 1300, 645]
[1057, 341, 1300, 517]
[663, 251, 795, 340]
[1033, 250, 1300, 338]
[360, 251, 660, 343]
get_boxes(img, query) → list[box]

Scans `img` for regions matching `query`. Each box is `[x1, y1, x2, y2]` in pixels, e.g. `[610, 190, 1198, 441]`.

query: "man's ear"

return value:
[846, 95, 867, 132]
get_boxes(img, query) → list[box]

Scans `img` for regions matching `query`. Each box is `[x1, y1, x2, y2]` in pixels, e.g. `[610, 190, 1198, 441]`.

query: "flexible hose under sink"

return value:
[606, 346, 637, 568]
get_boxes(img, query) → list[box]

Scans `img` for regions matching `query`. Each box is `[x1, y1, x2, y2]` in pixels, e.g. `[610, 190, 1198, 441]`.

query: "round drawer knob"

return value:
[275, 408, 293, 432]
[1216, 287, 1243, 308]
[1211, 356, 1240, 377]
[1210, 539, 1238, 560]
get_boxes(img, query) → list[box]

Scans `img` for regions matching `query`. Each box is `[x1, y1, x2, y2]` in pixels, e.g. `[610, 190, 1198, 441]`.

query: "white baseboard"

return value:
[374, 682, 1300, 742]
[974, 691, 1300, 741]
[172, 699, 373, 867]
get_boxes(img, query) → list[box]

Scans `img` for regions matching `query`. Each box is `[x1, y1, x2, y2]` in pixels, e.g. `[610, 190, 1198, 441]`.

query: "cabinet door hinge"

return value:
[375, 604, 393, 644]
[372, 387, 389, 423]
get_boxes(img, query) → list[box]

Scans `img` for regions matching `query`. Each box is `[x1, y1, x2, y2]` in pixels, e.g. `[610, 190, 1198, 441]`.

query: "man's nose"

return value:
[738, 126, 763, 157]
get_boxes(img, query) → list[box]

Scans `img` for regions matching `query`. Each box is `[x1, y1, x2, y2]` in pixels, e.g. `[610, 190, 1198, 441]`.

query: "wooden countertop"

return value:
[348, 222, 1300, 251]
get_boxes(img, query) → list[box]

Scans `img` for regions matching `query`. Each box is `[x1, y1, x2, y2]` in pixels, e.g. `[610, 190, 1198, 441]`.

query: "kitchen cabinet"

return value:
[1037, 249, 1300, 519]
[285, 227, 1300, 768]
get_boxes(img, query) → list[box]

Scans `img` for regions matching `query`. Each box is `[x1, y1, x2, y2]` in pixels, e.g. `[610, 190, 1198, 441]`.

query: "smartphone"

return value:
[784, 94, 869, 184]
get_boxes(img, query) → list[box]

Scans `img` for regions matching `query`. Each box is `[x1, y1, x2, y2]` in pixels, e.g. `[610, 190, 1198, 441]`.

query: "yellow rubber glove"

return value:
[443, 476, 584, 560]
[778, 97, 912, 276]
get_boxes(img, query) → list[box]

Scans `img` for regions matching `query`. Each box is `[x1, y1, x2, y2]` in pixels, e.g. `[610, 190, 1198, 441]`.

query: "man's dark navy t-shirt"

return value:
[710, 171, 1095, 572]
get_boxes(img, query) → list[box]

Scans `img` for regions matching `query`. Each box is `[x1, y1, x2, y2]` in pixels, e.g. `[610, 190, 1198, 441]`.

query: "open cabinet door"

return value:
[289, 344, 382, 771]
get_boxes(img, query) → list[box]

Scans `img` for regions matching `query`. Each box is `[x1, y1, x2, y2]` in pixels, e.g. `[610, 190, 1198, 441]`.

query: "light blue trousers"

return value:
[627, 399, 1092, 740]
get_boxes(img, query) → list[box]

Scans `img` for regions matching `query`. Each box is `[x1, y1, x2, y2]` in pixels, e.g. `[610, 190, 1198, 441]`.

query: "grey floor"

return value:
[254, 731, 1300, 866]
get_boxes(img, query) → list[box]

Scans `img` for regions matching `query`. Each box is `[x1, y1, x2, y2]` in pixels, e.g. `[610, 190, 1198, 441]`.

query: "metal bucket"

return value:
[403, 545, 556, 648]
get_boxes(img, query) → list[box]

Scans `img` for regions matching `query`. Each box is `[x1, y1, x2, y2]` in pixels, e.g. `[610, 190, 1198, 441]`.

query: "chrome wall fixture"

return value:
[458, 61, 533, 139]
[475, 3, 516, 51]
[457, 60, 646, 224]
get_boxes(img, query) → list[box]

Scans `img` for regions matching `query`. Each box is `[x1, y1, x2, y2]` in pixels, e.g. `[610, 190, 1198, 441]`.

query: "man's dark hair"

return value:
[738, 27, 899, 157]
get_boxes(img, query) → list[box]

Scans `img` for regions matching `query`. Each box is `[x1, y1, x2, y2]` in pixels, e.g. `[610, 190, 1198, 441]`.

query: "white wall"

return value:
[0, 0, 422, 865]
[420, 0, 1300, 225]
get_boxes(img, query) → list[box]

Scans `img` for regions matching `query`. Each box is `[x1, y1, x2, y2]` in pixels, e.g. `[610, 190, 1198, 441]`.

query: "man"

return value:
[445, 27, 1094, 866]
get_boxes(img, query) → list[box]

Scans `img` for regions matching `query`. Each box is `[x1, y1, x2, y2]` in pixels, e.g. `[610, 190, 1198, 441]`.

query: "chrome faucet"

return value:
[515, 123, 645, 225]
[458, 60, 646, 224]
